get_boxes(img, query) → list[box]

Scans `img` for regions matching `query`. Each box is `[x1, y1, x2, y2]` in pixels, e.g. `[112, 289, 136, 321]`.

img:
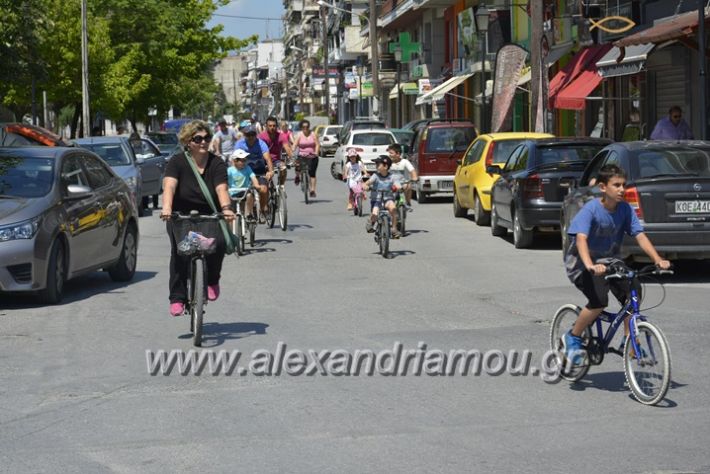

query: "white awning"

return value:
[415, 73, 473, 105]
[596, 43, 655, 78]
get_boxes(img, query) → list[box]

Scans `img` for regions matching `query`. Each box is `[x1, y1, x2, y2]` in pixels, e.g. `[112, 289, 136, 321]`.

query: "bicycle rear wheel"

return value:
[397, 205, 406, 237]
[278, 187, 288, 231]
[379, 218, 390, 258]
[624, 321, 671, 405]
[191, 259, 205, 347]
[355, 194, 363, 217]
[302, 171, 310, 204]
[249, 221, 256, 247]
[549, 304, 591, 382]
[266, 195, 275, 229]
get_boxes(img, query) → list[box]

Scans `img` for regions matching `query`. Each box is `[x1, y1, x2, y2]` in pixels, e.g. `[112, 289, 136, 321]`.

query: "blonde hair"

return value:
[178, 120, 211, 145]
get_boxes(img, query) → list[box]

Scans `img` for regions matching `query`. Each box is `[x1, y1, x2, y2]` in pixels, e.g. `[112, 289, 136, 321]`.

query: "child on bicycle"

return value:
[562, 164, 670, 364]
[228, 149, 261, 221]
[363, 155, 402, 239]
[343, 148, 368, 211]
[387, 143, 418, 209]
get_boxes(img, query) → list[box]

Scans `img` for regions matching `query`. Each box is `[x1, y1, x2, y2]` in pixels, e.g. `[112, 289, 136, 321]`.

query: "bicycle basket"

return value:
[171, 218, 221, 256]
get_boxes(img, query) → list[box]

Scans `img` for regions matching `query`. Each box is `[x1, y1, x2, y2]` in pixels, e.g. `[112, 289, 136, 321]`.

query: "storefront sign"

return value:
[418, 79, 431, 95]
[491, 44, 529, 133]
[457, 7, 477, 59]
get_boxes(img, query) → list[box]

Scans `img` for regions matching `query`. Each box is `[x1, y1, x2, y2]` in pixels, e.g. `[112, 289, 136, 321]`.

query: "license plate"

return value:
[440, 181, 453, 189]
[675, 200, 710, 213]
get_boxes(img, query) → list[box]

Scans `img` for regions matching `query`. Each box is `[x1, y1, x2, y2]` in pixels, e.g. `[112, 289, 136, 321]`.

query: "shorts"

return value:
[371, 199, 395, 210]
[574, 271, 642, 310]
[305, 156, 319, 178]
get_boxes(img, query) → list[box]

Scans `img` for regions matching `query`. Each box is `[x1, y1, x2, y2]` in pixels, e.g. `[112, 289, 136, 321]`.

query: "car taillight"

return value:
[624, 186, 644, 219]
[523, 174, 543, 199]
[485, 142, 496, 169]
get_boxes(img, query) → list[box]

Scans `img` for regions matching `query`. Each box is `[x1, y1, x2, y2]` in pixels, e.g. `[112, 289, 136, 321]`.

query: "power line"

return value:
[213, 13, 282, 21]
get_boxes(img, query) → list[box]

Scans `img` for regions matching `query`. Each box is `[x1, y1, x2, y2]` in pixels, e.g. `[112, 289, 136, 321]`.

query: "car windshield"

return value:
[635, 147, 710, 178]
[147, 133, 178, 145]
[352, 133, 395, 146]
[0, 156, 55, 198]
[353, 122, 384, 130]
[537, 145, 603, 166]
[427, 128, 476, 152]
[493, 140, 526, 164]
[325, 127, 341, 137]
[82, 144, 131, 166]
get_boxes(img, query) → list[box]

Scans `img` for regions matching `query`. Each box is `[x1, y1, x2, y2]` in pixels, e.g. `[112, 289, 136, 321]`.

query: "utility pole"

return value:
[699, 2, 707, 140]
[80, 0, 90, 137]
[369, 0, 379, 118]
[322, 4, 330, 122]
[530, 0, 544, 133]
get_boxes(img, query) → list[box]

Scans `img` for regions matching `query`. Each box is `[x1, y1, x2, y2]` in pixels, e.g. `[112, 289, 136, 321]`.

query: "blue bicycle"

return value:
[550, 260, 673, 405]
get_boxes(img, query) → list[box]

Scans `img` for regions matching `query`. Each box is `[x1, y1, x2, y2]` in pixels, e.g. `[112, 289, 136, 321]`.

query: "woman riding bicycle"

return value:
[292, 119, 321, 197]
[160, 120, 235, 317]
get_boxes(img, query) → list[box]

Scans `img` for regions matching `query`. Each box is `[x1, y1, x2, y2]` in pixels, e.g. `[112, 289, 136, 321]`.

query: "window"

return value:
[507, 146, 529, 172]
[0, 156, 54, 198]
[463, 139, 486, 166]
[351, 133, 394, 146]
[426, 128, 476, 153]
[504, 146, 524, 172]
[61, 155, 89, 191]
[83, 144, 131, 166]
[493, 140, 527, 164]
[635, 147, 710, 179]
[582, 151, 608, 186]
[536, 145, 604, 166]
[82, 154, 114, 189]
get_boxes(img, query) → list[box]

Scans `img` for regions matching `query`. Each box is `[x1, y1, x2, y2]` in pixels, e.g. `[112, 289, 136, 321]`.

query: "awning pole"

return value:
[699, 3, 708, 139]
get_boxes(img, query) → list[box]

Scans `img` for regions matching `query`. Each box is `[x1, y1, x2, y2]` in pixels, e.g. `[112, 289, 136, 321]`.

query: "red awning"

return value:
[548, 44, 612, 110]
[615, 9, 710, 47]
[553, 69, 604, 110]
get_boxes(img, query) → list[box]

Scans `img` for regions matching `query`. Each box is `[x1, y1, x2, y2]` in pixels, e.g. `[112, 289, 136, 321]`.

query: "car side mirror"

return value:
[486, 165, 502, 174]
[66, 184, 92, 198]
[456, 158, 462, 166]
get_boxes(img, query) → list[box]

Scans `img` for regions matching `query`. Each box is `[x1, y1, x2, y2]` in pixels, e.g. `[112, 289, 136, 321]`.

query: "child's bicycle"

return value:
[349, 180, 366, 217]
[265, 169, 287, 231]
[169, 211, 225, 347]
[395, 180, 411, 236]
[371, 190, 396, 259]
[550, 260, 673, 405]
[230, 187, 254, 256]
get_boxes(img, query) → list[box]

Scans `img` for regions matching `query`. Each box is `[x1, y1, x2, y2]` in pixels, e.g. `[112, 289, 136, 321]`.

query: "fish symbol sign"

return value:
[588, 15, 636, 34]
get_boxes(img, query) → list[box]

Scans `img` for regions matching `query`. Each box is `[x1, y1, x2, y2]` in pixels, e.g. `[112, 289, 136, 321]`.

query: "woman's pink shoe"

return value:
[170, 302, 185, 316]
[207, 284, 220, 301]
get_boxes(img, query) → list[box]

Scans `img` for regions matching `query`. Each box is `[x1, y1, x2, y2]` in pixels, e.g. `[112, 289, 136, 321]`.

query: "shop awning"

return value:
[548, 44, 612, 109]
[554, 69, 603, 110]
[415, 73, 473, 105]
[596, 43, 655, 78]
[389, 82, 419, 99]
[615, 9, 710, 48]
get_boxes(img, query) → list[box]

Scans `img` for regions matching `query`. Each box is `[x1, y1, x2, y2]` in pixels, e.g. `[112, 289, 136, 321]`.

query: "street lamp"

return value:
[356, 63, 364, 117]
[476, 4, 490, 133]
[394, 46, 402, 128]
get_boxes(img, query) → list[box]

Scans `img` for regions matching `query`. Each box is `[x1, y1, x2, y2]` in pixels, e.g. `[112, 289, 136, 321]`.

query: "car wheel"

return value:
[108, 224, 138, 281]
[330, 161, 342, 180]
[417, 190, 429, 204]
[513, 210, 534, 249]
[453, 190, 467, 217]
[473, 192, 490, 226]
[38, 240, 66, 304]
[491, 202, 507, 237]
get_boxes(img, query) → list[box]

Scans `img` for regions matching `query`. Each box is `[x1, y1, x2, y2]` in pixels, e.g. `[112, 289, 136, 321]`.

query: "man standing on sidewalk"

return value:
[650, 106, 694, 140]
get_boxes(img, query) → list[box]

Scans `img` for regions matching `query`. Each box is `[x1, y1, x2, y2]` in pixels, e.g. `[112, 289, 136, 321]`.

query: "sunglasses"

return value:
[191, 134, 212, 144]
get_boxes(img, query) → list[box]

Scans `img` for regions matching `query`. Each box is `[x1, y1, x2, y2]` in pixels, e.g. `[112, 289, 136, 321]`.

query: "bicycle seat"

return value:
[230, 189, 248, 200]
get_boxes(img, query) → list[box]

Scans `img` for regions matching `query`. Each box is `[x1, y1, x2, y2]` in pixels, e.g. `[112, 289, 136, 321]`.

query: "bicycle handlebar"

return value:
[604, 263, 674, 281]
[169, 211, 226, 221]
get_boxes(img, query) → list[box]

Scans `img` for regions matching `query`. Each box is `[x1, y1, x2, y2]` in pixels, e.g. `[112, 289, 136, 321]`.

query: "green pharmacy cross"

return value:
[388, 32, 421, 62]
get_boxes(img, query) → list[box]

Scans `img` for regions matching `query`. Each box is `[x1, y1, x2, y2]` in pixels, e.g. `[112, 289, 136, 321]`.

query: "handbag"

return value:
[183, 151, 238, 255]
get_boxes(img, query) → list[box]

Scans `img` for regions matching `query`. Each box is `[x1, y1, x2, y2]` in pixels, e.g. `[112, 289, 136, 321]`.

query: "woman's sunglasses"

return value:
[191, 134, 212, 144]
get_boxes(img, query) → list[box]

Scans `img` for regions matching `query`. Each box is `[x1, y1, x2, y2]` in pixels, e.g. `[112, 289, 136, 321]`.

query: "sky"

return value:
[208, 0, 286, 44]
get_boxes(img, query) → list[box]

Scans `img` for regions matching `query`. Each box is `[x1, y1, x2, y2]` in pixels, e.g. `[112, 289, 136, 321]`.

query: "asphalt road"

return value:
[2, 160, 709, 473]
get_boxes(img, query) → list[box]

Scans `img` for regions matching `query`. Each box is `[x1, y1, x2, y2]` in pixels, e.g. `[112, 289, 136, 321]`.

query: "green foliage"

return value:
[0, 0, 258, 129]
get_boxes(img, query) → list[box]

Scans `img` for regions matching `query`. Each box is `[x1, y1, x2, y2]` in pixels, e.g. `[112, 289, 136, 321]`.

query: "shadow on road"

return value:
[0, 270, 158, 309]
[254, 238, 293, 246]
[286, 224, 314, 231]
[567, 370, 685, 407]
[189, 321, 269, 347]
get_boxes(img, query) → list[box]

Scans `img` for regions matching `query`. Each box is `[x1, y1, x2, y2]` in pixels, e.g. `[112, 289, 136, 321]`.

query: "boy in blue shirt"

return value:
[228, 149, 262, 221]
[364, 155, 403, 239]
[563, 164, 670, 364]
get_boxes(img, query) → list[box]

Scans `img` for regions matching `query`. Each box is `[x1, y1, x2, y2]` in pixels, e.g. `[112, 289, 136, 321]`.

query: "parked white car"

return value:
[331, 129, 397, 179]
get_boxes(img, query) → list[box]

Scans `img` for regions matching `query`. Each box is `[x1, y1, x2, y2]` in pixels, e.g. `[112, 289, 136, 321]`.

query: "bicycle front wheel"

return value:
[236, 215, 245, 256]
[624, 321, 671, 405]
[355, 194, 363, 217]
[278, 187, 288, 231]
[398, 205, 406, 237]
[266, 196, 275, 229]
[549, 304, 590, 382]
[379, 219, 390, 258]
[191, 259, 205, 347]
[249, 221, 256, 247]
[303, 172, 310, 204]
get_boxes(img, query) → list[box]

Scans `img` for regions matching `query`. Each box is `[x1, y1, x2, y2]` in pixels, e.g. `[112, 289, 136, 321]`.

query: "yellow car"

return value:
[453, 132, 553, 224]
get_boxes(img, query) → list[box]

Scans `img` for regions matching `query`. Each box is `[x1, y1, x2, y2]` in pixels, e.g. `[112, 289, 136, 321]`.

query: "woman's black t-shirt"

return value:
[164, 152, 228, 214]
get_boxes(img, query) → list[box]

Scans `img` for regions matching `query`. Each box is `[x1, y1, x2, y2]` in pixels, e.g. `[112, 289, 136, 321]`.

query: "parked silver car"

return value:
[0, 146, 139, 303]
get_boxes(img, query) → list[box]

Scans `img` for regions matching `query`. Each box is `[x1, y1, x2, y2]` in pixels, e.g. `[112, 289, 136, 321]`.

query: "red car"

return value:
[409, 119, 477, 203]
[0, 123, 74, 147]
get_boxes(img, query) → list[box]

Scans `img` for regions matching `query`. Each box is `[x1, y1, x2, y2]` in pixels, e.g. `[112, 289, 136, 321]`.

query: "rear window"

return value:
[352, 133, 394, 146]
[536, 145, 603, 166]
[147, 133, 178, 145]
[635, 148, 710, 178]
[493, 140, 526, 164]
[0, 156, 55, 198]
[82, 144, 132, 166]
[426, 128, 476, 153]
[352, 122, 385, 130]
[325, 127, 341, 137]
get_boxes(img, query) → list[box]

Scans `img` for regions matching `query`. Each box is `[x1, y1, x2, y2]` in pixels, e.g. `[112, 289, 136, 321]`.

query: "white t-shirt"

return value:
[344, 161, 365, 187]
[390, 158, 415, 180]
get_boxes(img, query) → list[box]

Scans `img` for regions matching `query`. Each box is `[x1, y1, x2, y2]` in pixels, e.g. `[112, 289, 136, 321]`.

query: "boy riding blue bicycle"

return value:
[364, 155, 402, 239]
[228, 149, 262, 221]
[563, 164, 671, 364]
